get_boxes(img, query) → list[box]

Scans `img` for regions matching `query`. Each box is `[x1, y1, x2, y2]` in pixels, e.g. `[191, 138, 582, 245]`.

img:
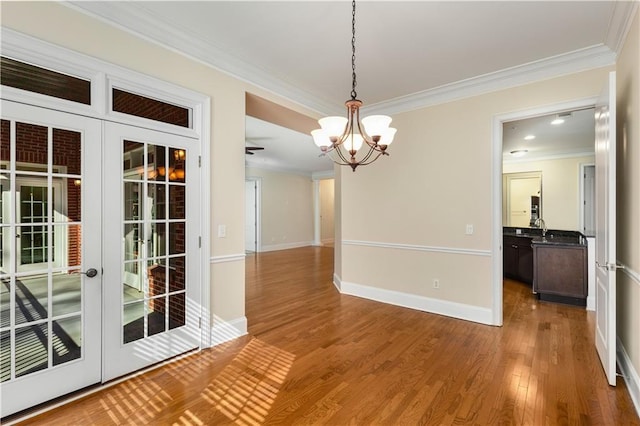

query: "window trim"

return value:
[1, 28, 205, 140]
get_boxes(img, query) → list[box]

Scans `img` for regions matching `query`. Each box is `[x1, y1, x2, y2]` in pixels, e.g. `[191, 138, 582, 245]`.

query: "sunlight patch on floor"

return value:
[201, 338, 295, 425]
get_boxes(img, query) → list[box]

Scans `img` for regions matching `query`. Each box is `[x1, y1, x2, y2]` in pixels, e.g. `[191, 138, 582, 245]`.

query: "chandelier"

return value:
[311, 0, 396, 172]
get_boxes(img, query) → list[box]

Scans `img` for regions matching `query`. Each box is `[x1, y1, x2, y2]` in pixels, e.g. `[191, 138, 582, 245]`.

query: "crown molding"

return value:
[67, 2, 620, 119]
[65, 1, 341, 116]
[606, 0, 640, 55]
[363, 44, 616, 116]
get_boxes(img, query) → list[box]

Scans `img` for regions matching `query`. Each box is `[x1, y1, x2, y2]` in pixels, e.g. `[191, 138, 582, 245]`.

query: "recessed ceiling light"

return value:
[510, 150, 528, 157]
[524, 135, 535, 140]
[551, 118, 565, 125]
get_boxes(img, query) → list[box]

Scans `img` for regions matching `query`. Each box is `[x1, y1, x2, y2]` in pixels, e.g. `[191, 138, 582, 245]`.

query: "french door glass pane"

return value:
[15, 323, 48, 378]
[1, 120, 85, 383]
[0, 330, 10, 382]
[52, 316, 81, 366]
[52, 273, 82, 316]
[121, 140, 188, 344]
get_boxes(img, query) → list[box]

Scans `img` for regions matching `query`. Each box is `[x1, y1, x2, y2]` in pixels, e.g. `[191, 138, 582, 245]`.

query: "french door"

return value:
[0, 101, 102, 416]
[1, 103, 201, 416]
[102, 122, 200, 381]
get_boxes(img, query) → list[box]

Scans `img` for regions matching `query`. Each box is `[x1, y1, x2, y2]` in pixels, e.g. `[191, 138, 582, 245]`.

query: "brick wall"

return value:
[113, 89, 189, 128]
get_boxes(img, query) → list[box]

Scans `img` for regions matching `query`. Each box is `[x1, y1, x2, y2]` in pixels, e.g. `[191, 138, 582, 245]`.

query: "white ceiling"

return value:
[68, 1, 634, 175]
[503, 108, 596, 162]
[245, 116, 333, 174]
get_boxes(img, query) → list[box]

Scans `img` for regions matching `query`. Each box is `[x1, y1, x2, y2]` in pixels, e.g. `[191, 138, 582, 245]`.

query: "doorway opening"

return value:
[492, 99, 598, 325]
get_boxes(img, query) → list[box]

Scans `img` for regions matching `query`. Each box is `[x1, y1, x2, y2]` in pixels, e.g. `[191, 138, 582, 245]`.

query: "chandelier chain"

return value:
[350, 0, 357, 100]
[310, 0, 395, 171]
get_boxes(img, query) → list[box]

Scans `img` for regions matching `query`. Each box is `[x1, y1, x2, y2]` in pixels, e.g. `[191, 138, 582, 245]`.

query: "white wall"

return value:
[504, 155, 595, 231]
[246, 167, 314, 251]
[616, 6, 640, 414]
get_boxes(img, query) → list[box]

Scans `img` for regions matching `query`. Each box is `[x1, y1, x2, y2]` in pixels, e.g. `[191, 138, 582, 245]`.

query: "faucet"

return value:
[534, 218, 547, 238]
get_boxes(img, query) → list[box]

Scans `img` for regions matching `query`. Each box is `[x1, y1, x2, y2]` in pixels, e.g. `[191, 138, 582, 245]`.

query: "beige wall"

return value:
[616, 7, 640, 395]
[504, 155, 595, 231]
[245, 167, 314, 251]
[1, 2, 320, 333]
[320, 179, 335, 243]
[340, 68, 611, 314]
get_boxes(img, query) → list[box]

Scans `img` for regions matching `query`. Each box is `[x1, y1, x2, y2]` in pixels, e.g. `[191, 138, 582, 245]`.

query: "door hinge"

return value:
[198, 155, 202, 167]
[198, 317, 202, 329]
[198, 236, 202, 248]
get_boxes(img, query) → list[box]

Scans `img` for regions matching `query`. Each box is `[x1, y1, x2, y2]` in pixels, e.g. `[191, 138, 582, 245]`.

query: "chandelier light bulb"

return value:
[361, 115, 392, 138]
[311, 129, 332, 148]
[346, 134, 364, 152]
[380, 128, 397, 146]
[318, 116, 348, 139]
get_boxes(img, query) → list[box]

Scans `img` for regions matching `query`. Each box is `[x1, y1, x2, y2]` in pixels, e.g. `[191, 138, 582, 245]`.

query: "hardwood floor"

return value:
[11, 246, 640, 425]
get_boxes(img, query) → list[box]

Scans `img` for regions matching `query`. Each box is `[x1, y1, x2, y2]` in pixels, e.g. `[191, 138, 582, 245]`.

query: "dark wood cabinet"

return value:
[532, 244, 587, 305]
[503, 235, 533, 284]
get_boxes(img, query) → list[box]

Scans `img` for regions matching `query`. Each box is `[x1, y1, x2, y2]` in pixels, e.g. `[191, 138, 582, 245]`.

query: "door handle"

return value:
[596, 261, 625, 271]
[81, 268, 99, 278]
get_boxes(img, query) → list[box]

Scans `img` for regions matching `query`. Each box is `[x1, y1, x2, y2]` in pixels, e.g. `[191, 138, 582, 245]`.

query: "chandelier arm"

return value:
[357, 151, 384, 166]
[357, 144, 379, 164]
[333, 142, 354, 164]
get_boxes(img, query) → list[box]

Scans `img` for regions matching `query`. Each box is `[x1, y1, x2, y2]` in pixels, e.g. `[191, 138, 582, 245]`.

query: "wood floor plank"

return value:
[6, 247, 640, 425]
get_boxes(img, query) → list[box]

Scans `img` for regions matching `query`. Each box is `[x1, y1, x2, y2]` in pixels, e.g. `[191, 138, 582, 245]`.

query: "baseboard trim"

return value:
[333, 273, 342, 292]
[586, 295, 595, 311]
[260, 241, 313, 252]
[338, 279, 493, 326]
[617, 336, 640, 418]
[210, 316, 248, 347]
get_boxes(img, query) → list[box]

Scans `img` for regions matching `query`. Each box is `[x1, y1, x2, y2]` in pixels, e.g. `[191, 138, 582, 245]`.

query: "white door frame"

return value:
[491, 97, 597, 326]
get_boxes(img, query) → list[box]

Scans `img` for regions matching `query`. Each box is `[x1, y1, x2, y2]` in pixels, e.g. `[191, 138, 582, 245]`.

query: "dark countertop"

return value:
[503, 227, 586, 246]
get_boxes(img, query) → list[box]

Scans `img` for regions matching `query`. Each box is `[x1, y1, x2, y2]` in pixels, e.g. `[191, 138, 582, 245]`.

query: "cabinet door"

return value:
[534, 246, 587, 298]
[518, 240, 533, 284]
[503, 237, 519, 279]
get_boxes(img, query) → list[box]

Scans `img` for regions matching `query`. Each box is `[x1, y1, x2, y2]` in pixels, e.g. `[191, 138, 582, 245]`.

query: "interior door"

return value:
[0, 101, 102, 417]
[506, 174, 541, 227]
[102, 122, 200, 381]
[594, 71, 617, 386]
[245, 180, 257, 252]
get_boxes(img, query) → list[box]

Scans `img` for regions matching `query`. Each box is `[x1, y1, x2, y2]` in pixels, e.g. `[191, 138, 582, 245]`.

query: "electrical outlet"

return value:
[465, 224, 474, 235]
[433, 279, 440, 289]
[218, 224, 226, 238]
